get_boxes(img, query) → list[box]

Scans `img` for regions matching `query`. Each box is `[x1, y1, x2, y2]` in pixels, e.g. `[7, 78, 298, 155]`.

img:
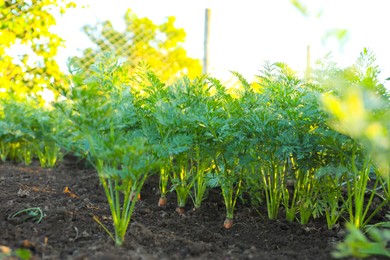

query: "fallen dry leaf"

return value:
[63, 186, 79, 198]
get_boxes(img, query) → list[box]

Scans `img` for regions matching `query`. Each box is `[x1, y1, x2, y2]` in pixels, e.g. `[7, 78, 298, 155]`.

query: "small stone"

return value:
[159, 211, 169, 218]
[243, 250, 254, 258]
[139, 208, 151, 215]
[337, 229, 346, 238]
[17, 188, 29, 198]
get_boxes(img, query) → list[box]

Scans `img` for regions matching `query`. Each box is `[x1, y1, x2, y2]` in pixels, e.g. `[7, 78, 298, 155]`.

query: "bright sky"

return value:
[53, 0, 390, 88]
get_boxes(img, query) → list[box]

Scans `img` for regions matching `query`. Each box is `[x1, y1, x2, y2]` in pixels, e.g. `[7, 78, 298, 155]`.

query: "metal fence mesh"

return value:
[71, 13, 202, 81]
[1, 2, 206, 89]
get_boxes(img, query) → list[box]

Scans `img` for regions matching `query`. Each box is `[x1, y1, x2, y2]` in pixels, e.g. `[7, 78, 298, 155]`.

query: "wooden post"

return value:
[203, 8, 211, 74]
[305, 45, 311, 81]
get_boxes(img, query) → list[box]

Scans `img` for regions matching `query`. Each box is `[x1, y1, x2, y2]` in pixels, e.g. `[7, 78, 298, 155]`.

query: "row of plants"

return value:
[0, 97, 64, 168]
[1, 51, 389, 255]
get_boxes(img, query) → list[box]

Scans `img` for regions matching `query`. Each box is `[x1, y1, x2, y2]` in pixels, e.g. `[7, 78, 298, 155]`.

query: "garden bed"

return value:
[2, 157, 384, 260]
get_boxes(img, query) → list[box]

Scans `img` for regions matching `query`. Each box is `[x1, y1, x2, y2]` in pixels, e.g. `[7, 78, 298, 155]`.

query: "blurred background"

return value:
[1, 0, 390, 102]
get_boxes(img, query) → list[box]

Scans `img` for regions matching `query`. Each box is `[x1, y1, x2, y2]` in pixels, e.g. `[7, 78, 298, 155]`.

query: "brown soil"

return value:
[0, 157, 386, 260]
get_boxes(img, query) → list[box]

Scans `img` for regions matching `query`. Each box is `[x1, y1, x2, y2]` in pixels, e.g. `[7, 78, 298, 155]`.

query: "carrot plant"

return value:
[315, 165, 347, 229]
[241, 63, 299, 220]
[173, 76, 214, 210]
[282, 167, 321, 224]
[181, 76, 216, 209]
[341, 150, 387, 229]
[333, 220, 390, 259]
[153, 85, 195, 214]
[322, 49, 390, 259]
[157, 166, 170, 207]
[136, 72, 171, 207]
[170, 152, 193, 214]
[319, 49, 390, 230]
[190, 144, 211, 209]
[89, 131, 157, 246]
[201, 76, 247, 228]
[55, 53, 159, 246]
[31, 110, 64, 168]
